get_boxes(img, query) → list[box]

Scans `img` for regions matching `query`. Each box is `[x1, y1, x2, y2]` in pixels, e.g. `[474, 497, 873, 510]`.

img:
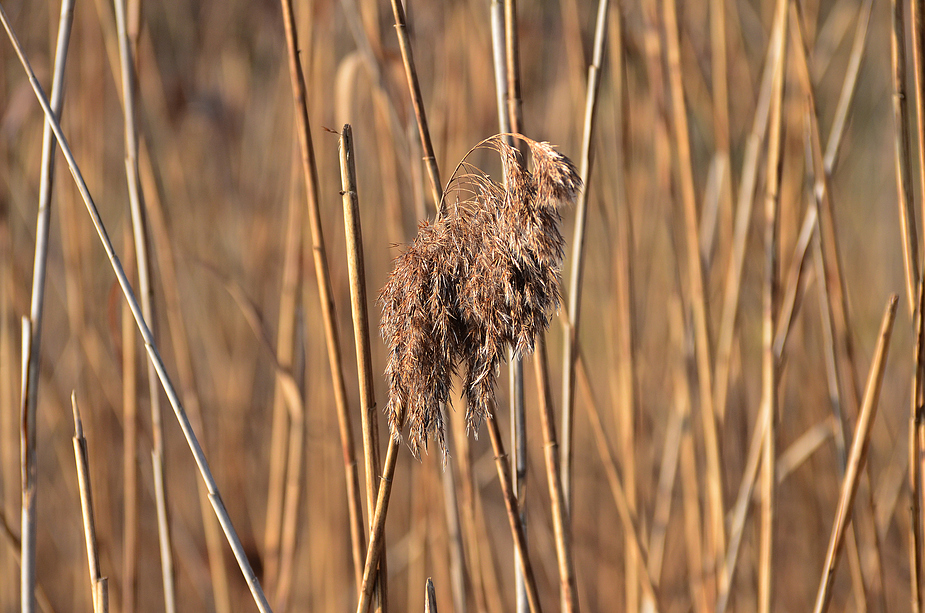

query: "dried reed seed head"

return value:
[379, 133, 582, 457]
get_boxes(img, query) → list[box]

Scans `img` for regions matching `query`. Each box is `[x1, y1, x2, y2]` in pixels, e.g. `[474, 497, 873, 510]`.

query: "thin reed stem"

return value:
[71, 394, 102, 613]
[339, 124, 381, 601]
[911, 280, 925, 612]
[910, 0, 925, 268]
[388, 0, 443, 214]
[813, 296, 899, 613]
[663, 0, 724, 598]
[0, 10, 273, 611]
[263, 155, 303, 596]
[113, 1, 176, 609]
[486, 411, 543, 613]
[277, 0, 374, 608]
[561, 0, 608, 512]
[891, 0, 921, 313]
[758, 8, 786, 606]
[424, 578, 438, 613]
[19, 3, 74, 610]
[535, 335, 579, 612]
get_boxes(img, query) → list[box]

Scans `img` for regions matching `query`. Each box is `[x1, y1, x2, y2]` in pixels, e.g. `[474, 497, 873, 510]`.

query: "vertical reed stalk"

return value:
[113, 1, 176, 609]
[339, 124, 384, 604]
[277, 0, 373, 608]
[490, 4, 525, 611]
[263, 155, 303, 596]
[891, 0, 921, 313]
[910, 0, 925, 257]
[121, 222, 138, 613]
[758, 9, 786, 607]
[663, 0, 724, 597]
[0, 11, 273, 610]
[714, 0, 784, 426]
[71, 394, 102, 613]
[561, 0, 608, 512]
[20, 3, 75, 610]
[813, 296, 899, 613]
[388, 0, 443, 213]
[911, 280, 925, 612]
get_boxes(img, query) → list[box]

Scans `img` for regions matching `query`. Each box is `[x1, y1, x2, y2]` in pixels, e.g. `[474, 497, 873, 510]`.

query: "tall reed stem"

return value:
[20, 2, 74, 611]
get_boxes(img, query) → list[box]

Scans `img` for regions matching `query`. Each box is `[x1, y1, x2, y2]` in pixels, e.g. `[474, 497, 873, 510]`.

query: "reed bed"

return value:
[0, 0, 920, 611]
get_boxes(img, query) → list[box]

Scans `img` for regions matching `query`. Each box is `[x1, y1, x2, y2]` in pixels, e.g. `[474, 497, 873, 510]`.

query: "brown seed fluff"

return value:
[379, 134, 581, 457]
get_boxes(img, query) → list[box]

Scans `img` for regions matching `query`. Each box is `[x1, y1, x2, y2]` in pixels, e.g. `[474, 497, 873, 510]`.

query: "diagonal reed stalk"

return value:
[561, 0, 608, 513]
[813, 295, 899, 613]
[791, 6, 888, 607]
[19, 2, 74, 611]
[0, 8, 273, 612]
[535, 334, 579, 612]
[485, 411, 543, 613]
[112, 1, 176, 609]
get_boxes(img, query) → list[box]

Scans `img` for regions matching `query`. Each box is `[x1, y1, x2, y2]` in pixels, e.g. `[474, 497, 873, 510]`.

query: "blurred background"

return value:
[0, 0, 914, 611]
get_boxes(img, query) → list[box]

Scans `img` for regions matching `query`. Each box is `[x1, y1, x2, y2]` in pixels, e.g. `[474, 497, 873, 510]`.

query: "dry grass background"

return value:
[0, 0, 917, 611]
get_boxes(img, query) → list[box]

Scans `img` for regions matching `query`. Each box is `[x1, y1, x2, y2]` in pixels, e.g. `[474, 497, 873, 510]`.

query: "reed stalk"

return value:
[71, 394, 103, 613]
[813, 296, 898, 613]
[561, 0, 608, 512]
[113, 1, 176, 609]
[911, 280, 925, 613]
[339, 124, 383, 603]
[19, 2, 74, 611]
[388, 0, 443, 213]
[890, 0, 921, 313]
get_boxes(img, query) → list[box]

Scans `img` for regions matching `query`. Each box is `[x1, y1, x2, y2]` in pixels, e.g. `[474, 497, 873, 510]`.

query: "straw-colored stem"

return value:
[263, 156, 303, 596]
[813, 295, 899, 613]
[486, 412, 543, 613]
[714, 0, 784, 438]
[356, 437, 401, 613]
[911, 280, 925, 613]
[910, 0, 925, 263]
[113, 1, 176, 609]
[71, 394, 102, 613]
[0, 10, 273, 611]
[662, 0, 724, 597]
[388, 0, 443, 214]
[758, 11, 785, 607]
[823, 0, 873, 174]
[278, 0, 373, 607]
[20, 3, 74, 610]
[94, 578, 109, 613]
[891, 0, 921, 314]
[339, 124, 383, 601]
[535, 335, 579, 612]
[561, 0, 608, 512]
[490, 5, 526, 611]
[121, 223, 138, 613]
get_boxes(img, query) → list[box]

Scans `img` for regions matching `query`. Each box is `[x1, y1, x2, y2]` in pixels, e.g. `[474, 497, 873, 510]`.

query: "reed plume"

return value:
[380, 134, 581, 456]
